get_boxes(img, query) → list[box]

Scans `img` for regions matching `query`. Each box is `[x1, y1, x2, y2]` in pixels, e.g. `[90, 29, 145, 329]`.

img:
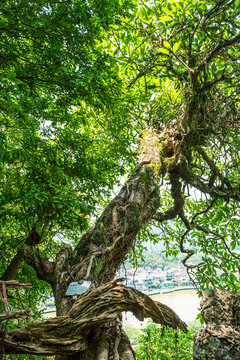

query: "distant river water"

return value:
[123, 289, 200, 328]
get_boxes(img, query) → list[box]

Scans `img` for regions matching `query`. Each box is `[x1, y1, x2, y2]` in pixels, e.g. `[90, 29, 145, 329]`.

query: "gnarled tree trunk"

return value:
[193, 290, 240, 360]
[1, 128, 187, 359]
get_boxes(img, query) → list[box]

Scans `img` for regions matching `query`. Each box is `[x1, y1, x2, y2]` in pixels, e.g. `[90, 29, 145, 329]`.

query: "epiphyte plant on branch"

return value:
[1, 0, 240, 359]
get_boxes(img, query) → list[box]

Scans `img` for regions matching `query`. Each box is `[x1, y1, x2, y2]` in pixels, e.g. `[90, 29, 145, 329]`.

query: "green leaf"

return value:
[159, 16, 173, 22]
[159, 48, 169, 55]
[163, 40, 171, 49]
[235, 0, 240, 9]
[174, 1, 184, 10]
[173, 41, 181, 53]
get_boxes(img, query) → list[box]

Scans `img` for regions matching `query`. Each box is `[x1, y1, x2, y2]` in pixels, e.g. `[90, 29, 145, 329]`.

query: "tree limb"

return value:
[191, 198, 217, 223]
[22, 245, 55, 285]
[0, 280, 32, 290]
[0, 308, 33, 322]
[195, 32, 240, 74]
[1, 227, 42, 281]
[152, 172, 184, 222]
[179, 159, 240, 201]
[1, 279, 187, 356]
[195, 145, 230, 187]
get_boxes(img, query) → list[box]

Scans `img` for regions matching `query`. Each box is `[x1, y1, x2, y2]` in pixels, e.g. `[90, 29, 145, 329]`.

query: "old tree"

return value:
[1, 0, 240, 358]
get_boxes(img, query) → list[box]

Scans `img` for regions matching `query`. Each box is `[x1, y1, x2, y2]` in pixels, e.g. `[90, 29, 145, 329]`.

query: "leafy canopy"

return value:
[0, 0, 138, 307]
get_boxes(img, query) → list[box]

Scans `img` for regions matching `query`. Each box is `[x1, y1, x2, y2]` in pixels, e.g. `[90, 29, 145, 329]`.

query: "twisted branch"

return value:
[152, 172, 184, 222]
[2, 279, 187, 356]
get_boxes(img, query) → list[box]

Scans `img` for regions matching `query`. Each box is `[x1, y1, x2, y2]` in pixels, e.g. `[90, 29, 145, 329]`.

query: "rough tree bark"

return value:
[2, 279, 187, 357]
[193, 290, 240, 360]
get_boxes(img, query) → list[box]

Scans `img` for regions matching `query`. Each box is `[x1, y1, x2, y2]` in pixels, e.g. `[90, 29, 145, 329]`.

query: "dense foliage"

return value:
[0, 0, 137, 308]
[135, 323, 195, 360]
